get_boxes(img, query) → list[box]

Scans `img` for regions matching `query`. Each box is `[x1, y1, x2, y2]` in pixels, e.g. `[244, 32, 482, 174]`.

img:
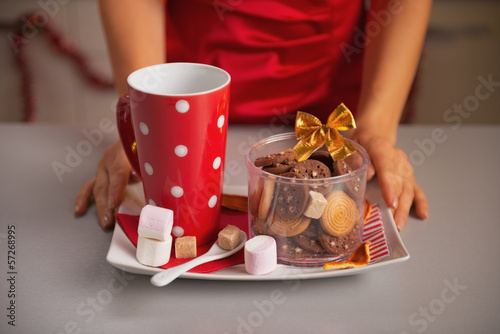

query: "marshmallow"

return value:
[138, 205, 173, 241]
[175, 236, 197, 258]
[218, 225, 242, 250]
[244, 236, 277, 275]
[303, 190, 328, 219]
[136, 236, 172, 267]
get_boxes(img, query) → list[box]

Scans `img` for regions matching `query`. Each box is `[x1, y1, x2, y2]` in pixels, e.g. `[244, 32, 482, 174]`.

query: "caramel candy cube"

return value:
[303, 190, 328, 219]
[218, 225, 242, 250]
[175, 236, 197, 259]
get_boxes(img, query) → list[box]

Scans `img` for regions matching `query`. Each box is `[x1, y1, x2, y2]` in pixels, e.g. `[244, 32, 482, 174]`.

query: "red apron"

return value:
[165, 0, 365, 124]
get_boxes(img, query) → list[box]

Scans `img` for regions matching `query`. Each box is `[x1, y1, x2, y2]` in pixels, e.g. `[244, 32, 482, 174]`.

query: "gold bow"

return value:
[293, 104, 357, 161]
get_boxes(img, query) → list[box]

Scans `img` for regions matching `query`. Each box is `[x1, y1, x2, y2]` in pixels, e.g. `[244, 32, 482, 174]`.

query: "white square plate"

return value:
[106, 181, 409, 281]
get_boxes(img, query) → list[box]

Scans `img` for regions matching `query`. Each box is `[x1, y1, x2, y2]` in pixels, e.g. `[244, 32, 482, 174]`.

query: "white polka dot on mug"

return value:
[208, 195, 218, 208]
[175, 100, 189, 113]
[171, 186, 183, 198]
[213, 157, 221, 169]
[175, 145, 188, 157]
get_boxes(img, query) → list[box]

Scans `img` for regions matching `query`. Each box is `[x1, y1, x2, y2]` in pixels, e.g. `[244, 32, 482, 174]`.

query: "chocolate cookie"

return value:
[254, 149, 298, 167]
[275, 237, 308, 259]
[290, 159, 332, 179]
[299, 220, 321, 238]
[332, 159, 351, 176]
[292, 233, 325, 253]
[291, 221, 325, 253]
[318, 224, 362, 256]
[290, 159, 332, 194]
[279, 171, 304, 179]
[262, 163, 293, 175]
[274, 174, 308, 221]
[309, 150, 334, 173]
[332, 159, 361, 197]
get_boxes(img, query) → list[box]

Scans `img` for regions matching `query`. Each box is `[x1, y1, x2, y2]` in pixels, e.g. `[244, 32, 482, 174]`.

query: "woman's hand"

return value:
[74, 140, 132, 228]
[350, 130, 428, 231]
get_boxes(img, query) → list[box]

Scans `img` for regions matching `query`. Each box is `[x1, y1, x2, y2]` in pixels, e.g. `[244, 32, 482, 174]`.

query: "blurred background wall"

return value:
[0, 0, 499, 127]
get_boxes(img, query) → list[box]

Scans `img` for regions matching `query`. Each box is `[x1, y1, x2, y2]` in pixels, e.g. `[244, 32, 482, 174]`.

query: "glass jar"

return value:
[246, 133, 369, 266]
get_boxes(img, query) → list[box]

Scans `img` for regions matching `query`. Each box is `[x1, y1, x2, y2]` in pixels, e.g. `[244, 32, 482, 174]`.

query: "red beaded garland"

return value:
[9, 13, 114, 122]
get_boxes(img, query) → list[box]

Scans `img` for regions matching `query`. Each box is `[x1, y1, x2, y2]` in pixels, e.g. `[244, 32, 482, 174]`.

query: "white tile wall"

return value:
[0, 0, 499, 126]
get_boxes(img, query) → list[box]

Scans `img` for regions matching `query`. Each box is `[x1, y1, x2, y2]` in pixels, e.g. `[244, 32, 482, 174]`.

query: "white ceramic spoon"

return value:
[150, 231, 247, 287]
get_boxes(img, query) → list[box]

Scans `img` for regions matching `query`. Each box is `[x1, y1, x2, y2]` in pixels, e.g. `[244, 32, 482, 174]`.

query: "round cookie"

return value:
[275, 237, 308, 259]
[257, 179, 275, 220]
[249, 178, 264, 217]
[290, 159, 332, 179]
[291, 221, 325, 253]
[278, 148, 298, 164]
[269, 214, 311, 237]
[279, 171, 304, 179]
[262, 163, 293, 175]
[299, 220, 321, 238]
[252, 217, 269, 235]
[332, 159, 361, 197]
[320, 190, 358, 237]
[318, 224, 362, 256]
[292, 234, 325, 253]
[274, 174, 308, 221]
[332, 159, 351, 176]
[290, 159, 332, 194]
[254, 149, 298, 167]
[310, 150, 334, 173]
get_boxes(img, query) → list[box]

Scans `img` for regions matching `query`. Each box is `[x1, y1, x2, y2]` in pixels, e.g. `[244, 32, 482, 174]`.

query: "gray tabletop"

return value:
[1, 123, 499, 334]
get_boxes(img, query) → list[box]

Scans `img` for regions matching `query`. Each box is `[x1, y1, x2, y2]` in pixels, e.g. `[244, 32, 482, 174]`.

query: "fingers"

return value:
[370, 148, 402, 211]
[364, 143, 428, 231]
[350, 131, 428, 231]
[376, 168, 400, 211]
[393, 181, 415, 231]
[74, 141, 131, 229]
[106, 148, 131, 212]
[74, 177, 96, 216]
[93, 161, 114, 229]
[376, 156, 429, 231]
[413, 184, 429, 220]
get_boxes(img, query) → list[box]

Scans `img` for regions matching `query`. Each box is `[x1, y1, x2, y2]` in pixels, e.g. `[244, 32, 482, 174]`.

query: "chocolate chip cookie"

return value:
[254, 148, 298, 167]
[274, 173, 308, 221]
[309, 150, 334, 173]
[290, 159, 332, 194]
[332, 159, 361, 197]
[292, 222, 325, 253]
[318, 224, 362, 256]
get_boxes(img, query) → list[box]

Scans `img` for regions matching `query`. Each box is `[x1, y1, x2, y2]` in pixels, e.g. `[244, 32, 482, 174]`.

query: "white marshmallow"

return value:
[138, 205, 173, 241]
[244, 236, 277, 275]
[136, 235, 172, 267]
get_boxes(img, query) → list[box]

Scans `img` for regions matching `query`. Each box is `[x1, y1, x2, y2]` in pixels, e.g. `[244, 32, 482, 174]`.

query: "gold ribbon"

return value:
[293, 103, 357, 161]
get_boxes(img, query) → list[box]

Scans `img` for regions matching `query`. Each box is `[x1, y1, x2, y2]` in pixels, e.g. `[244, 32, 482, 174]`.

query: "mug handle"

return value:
[116, 94, 142, 179]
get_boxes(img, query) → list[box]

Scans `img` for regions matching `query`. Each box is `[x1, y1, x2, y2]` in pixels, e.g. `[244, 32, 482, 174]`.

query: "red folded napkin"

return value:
[115, 205, 389, 274]
[115, 209, 249, 273]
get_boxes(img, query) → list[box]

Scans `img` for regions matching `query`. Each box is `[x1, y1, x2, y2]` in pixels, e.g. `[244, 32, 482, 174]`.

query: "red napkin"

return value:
[115, 209, 249, 273]
[115, 205, 389, 273]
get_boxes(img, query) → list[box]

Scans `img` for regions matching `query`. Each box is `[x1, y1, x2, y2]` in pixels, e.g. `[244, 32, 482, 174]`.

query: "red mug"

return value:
[117, 63, 231, 246]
